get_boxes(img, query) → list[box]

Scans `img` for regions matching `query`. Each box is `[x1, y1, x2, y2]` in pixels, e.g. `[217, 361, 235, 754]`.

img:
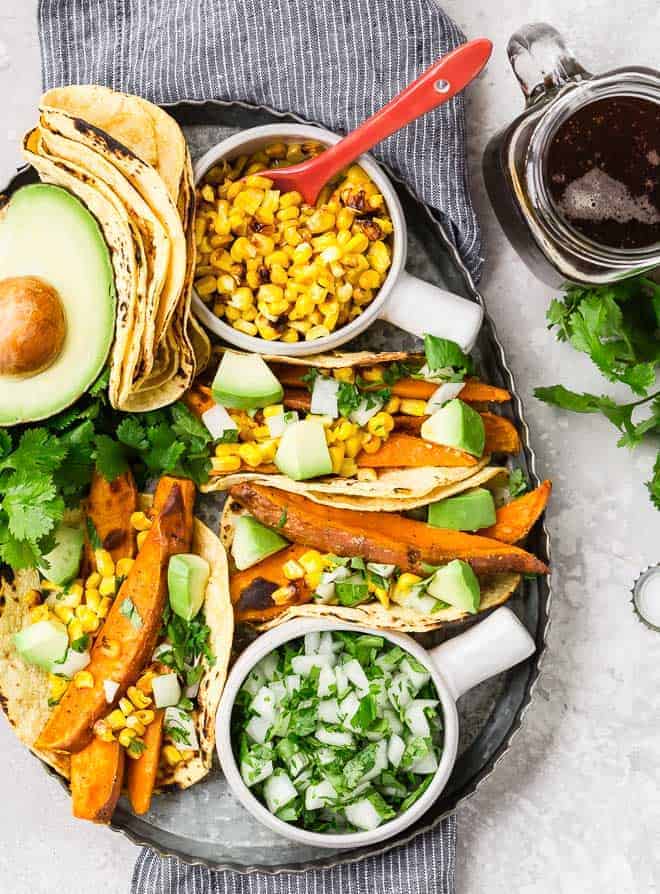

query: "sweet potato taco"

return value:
[194, 344, 519, 510]
[0, 474, 232, 822]
[219, 476, 551, 633]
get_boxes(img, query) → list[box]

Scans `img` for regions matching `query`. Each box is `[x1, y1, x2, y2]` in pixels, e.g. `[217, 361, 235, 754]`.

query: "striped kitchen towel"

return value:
[38, 0, 474, 889]
[38, 0, 483, 281]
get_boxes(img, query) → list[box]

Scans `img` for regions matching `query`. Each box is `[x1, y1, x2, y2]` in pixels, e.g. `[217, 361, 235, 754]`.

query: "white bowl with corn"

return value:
[192, 125, 483, 356]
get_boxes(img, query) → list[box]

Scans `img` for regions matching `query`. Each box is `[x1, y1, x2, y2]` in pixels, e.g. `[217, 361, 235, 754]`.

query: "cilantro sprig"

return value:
[536, 276, 660, 511]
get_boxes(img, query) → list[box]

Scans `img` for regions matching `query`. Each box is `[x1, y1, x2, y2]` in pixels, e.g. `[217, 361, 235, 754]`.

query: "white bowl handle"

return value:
[379, 269, 484, 352]
[427, 607, 535, 700]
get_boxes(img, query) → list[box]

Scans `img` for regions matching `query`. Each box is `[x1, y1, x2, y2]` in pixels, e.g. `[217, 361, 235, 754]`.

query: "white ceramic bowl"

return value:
[193, 124, 483, 356]
[216, 607, 534, 850]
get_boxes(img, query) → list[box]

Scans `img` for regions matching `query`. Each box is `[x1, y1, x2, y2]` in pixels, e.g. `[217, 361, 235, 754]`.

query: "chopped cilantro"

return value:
[127, 738, 147, 757]
[85, 517, 103, 551]
[165, 724, 192, 746]
[276, 509, 287, 529]
[70, 634, 90, 653]
[120, 596, 143, 630]
[508, 468, 529, 498]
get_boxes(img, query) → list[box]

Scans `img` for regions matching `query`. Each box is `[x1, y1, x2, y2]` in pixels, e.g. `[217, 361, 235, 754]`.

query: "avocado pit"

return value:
[0, 275, 66, 377]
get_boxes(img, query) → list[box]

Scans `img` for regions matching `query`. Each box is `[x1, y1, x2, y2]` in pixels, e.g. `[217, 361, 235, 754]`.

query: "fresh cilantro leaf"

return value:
[94, 435, 128, 481]
[217, 429, 239, 444]
[0, 524, 42, 570]
[86, 517, 103, 551]
[71, 634, 90, 653]
[508, 468, 528, 498]
[381, 361, 413, 386]
[165, 724, 192, 746]
[3, 470, 64, 541]
[423, 334, 472, 374]
[276, 509, 287, 528]
[0, 431, 12, 461]
[647, 454, 660, 510]
[145, 424, 186, 474]
[117, 417, 149, 451]
[88, 366, 111, 397]
[336, 382, 362, 418]
[301, 368, 320, 391]
[351, 694, 377, 731]
[120, 596, 143, 629]
[399, 775, 433, 813]
[0, 429, 67, 474]
[128, 738, 147, 757]
[170, 401, 212, 444]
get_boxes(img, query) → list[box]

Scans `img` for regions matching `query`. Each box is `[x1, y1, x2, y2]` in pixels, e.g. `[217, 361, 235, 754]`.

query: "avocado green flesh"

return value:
[428, 488, 496, 531]
[168, 554, 210, 621]
[275, 420, 333, 481]
[232, 515, 289, 571]
[14, 619, 69, 670]
[421, 399, 485, 457]
[212, 352, 283, 410]
[0, 184, 116, 425]
[427, 559, 481, 613]
[37, 523, 84, 584]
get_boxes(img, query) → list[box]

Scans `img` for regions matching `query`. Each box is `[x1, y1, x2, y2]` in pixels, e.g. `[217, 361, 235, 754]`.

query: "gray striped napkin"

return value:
[38, 0, 476, 889]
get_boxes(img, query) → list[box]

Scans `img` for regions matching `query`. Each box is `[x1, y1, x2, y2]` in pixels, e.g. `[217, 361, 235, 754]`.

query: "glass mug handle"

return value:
[507, 23, 591, 105]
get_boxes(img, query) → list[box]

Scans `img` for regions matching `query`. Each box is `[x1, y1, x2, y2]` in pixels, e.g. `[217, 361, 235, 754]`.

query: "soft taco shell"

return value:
[203, 349, 502, 509]
[0, 509, 232, 792]
[220, 495, 521, 633]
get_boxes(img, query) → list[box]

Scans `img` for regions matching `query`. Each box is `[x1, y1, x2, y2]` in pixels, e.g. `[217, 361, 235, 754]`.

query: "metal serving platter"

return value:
[3, 99, 551, 874]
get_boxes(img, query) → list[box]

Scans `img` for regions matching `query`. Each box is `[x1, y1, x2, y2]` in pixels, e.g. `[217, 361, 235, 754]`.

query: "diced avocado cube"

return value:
[420, 398, 485, 457]
[426, 559, 480, 613]
[37, 524, 84, 584]
[274, 420, 332, 481]
[168, 553, 210, 621]
[14, 619, 68, 670]
[427, 487, 496, 531]
[211, 351, 283, 410]
[231, 515, 288, 571]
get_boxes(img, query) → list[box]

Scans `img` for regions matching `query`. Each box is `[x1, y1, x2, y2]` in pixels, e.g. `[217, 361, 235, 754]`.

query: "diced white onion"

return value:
[201, 403, 238, 439]
[266, 410, 298, 438]
[246, 714, 271, 744]
[103, 679, 120, 704]
[250, 685, 278, 720]
[344, 798, 383, 831]
[400, 657, 431, 694]
[343, 658, 369, 693]
[291, 653, 335, 676]
[152, 673, 182, 708]
[317, 664, 336, 698]
[425, 382, 465, 413]
[164, 706, 199, 751]
[51, 648, 90, 679]
[318, 698, 341, 725]
[264, 771, 297, 813]
[410, 749, 439, 775]
[315, 726, 354, 747]
[311, 376, 340, 418]
[305, 779, 338, 810]
[388, 734, 406, 767]
[350, 398, 383, 427]
[304, 631, 321, 655]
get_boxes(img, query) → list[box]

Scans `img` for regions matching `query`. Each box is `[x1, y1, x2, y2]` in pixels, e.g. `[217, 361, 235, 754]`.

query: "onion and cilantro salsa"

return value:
[232, 631, 443, 833]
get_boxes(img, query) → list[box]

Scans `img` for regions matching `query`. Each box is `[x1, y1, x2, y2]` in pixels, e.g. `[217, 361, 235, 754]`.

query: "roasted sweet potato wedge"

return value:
[126, 709, 165, 815]
[231, 543, 311, 622]
[36, 477, 195, 754]
[356, 432, 478, 469]
[83, 469, 138, 568]
[229, 483, 549, 576]
[71, 737, 125, 823]
[480, 481, 552, 544]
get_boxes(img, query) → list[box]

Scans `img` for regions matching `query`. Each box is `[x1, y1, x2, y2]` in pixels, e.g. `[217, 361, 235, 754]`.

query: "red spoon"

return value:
[256, 38, 492, 205]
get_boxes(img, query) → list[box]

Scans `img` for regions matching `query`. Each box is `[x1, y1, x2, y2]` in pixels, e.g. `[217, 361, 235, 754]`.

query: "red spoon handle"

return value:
[307, 38, 492, 189]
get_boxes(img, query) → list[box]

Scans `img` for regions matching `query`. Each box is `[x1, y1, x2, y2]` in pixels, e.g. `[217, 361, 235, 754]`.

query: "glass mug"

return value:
[483, 23, 660, 285]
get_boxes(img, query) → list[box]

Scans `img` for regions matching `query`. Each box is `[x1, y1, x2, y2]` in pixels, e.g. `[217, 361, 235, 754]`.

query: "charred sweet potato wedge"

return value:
[126, 709, 165, 815]
[71, 737, 125, 823]
[480, 481, 552, 544]
[229, 483, 548, 576]
[231, 543, 312, 622]
[356, 432, 478, 469]
[83, 469, 138, 568]
[36, 476, 195, 754]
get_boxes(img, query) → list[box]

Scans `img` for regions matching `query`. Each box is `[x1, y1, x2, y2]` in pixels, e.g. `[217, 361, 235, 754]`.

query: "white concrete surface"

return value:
[1, 2, 658, 892]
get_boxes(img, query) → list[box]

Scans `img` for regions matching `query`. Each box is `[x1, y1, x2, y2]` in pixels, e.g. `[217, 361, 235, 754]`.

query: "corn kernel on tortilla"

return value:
[0, 505, 232, 793]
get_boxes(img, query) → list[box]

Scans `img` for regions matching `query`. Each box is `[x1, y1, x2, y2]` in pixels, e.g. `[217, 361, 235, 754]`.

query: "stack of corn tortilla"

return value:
[23, 85, 210, 411]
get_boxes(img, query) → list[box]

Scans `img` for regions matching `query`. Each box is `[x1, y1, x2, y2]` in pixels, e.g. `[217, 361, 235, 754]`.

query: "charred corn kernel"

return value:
[107, 709, 127, 731]
[282, 328, 299, 343]
[99, 636, 120, 658]
[93, 719, 115, 742]
[283, 560, 305, 581]
[368, 412, 394, 438]
[30, 605, 50, 624]
[211, 455, 242, 473]
[162, 745, 183, 766]
[269, 263, 288, 285]
[359, 270, 382, 290]
[357, 467, 378, 482]
[48, 674, 69, 704]
[253, 424, 271, 441]
[397, 573, 423, 591]
[258, 284, 284, 303]
[277, 206, 299, 222]
[361, 436, 382, 454]
[362, 366, 383, 382]
[304, 570, 322, 590]
[329, 444, 345, 474]
[86, 571, 101, 589]
[130, 512, 151, 533]
[128, 686, 152, 709]
[225, 305, 242, 322]
[180, 749, 196, 762]
[399, 399, 427, 417]
[68, 618, 84, 644]
[99, 576, 116, 597]
[233, 319, 258, 336]
[280, 190, 302, 207]
[368, 240, 391, 273]
[299, 550, 324, 575]
[134, 709, 155, 726]
[74, 671, 94, 689]
[126, 739, 147, 759]
[118, 728, 137, 749]
[271, 585, 295, 605]
[119, 697, 134, 716]
[385, 396, 401, 414]
[195, 275, 217, 297]
[339, 458, 358, 478]
[344, 232, 369, 254]
[333, 367, 355, 383]
[373, 586, 390, 608]
[85, 588, 101, 612]
[76, 605, 100, 633]
[137, 530, 149, 551]
[258, 439, 278, 462]
[116, 558, 134, 578]
[344, 434, 364, 458]
[98, 596, 112, 619]
[263, 403, 284, 418]
[217, 273, 236, 294]
[24, 589, 41, 608]
[136, 671, 156, 694]
[284, 226, 302, 246]
[53, 604, 74, 624]
[238, 443, 264, 467]
[336, 207, 354, 230]
[267, 250, 290, 267]
[95, 549, 115, 577]
[125, 715, 146, 736]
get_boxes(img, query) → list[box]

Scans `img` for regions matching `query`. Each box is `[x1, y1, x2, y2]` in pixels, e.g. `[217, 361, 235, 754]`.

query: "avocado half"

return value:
[0, 184, 116, 425]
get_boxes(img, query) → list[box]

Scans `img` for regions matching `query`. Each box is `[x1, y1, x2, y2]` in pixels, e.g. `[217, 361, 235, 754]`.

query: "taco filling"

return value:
[221, 479, 550, 631]
[0, 472, 232, 823]
[190, 337, 517, 499]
